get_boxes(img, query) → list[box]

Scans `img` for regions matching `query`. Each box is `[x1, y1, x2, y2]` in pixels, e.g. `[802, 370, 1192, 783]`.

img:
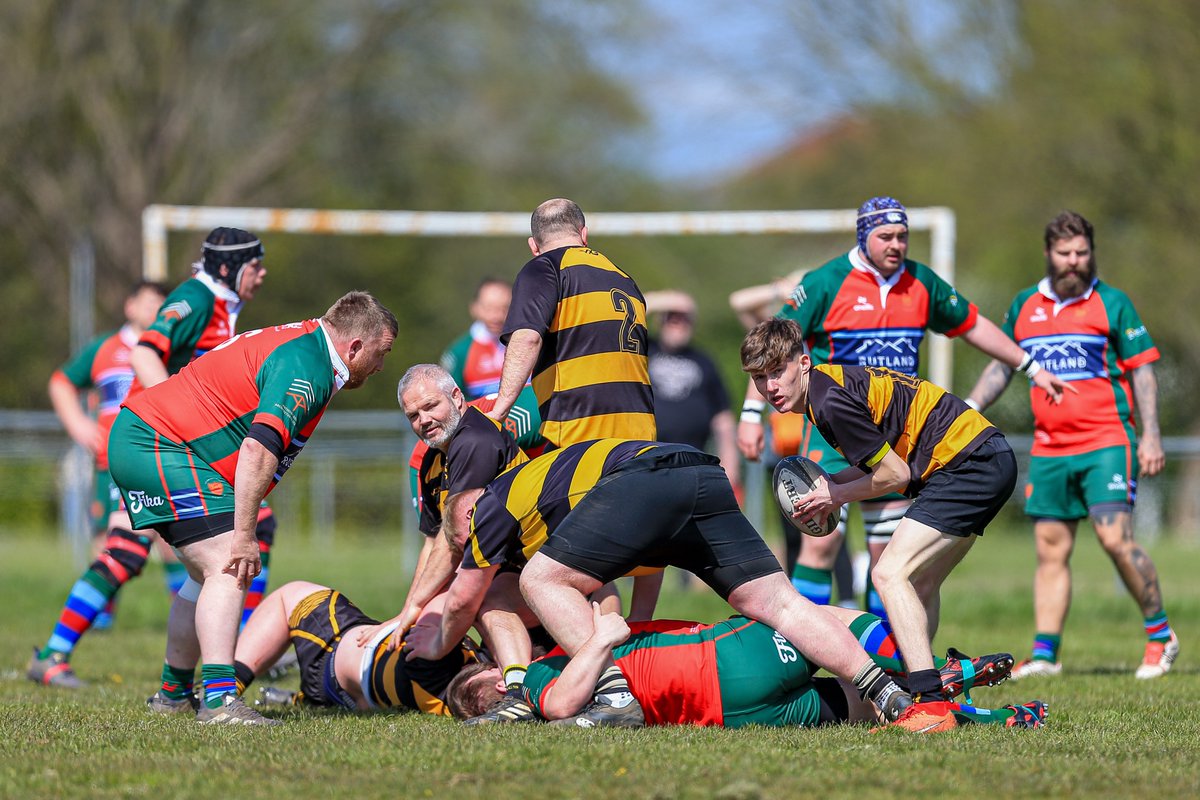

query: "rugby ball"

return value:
[773, 456, 840, 537]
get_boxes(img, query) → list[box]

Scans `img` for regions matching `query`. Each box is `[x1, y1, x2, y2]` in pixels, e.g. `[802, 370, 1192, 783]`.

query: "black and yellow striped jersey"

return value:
[465, 438, 675, 570]
[417, 406, 528, 536]
[806, 365, 997, 494]
[364, 635, 480, 716]
[504, 246, 656, 447]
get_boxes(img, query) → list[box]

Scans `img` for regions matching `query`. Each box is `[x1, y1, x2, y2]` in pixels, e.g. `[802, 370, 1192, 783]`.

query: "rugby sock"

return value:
[239, 541, 271, 630]
[202, 664, 239, 709]
[1144, 612, 1172, 643]
[163, 560, 188, 596]
[40, 529, 152, 658]
[1032, 632, 1061, 663]
[93, 598, 117, 631]
[502, 665, 527, 691]
[791, 564, 833, 605]
[594, 666, 637, 708]
[948, 702, 1018, 726]
[159, 663, 195, 701]
[852, 663, 909, 721]
[233, 660, 256, 695]
[847, 612, 906, 677]
[907, 668, 944, 702]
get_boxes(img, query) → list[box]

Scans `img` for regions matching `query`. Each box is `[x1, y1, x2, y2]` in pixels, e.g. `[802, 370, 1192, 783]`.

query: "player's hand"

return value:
[737, 419, 765, 461]
[402, 618, 444, 661]
[591, 602, 631, 649]
[793, 477, 836, 525]
[1032, 369, 1076, 405]
[484, 406, 507, 423]
[1138, 435, 1165, 477]
[223, 533, 262, 590]
[353, 621, 392, 648]
[68, 418, 103, 455]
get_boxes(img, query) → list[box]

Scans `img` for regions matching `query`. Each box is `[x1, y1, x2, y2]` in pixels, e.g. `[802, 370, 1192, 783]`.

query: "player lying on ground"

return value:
[448, 603, 1044, 731]
[226, 581, 481, 716]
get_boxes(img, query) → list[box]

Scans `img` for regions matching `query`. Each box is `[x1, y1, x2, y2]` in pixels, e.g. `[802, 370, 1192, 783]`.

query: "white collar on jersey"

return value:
[849, 247, 904, 288]
[469, 319, 501, 345]
[118, 323, 140, 347]
[193, 270, 244, 311]
[318, 320, 350, 392]
[1036, 276, 1097, 311]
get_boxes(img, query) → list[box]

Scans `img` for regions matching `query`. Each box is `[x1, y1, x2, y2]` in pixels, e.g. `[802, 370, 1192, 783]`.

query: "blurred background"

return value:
[3, 0, 1199, 553]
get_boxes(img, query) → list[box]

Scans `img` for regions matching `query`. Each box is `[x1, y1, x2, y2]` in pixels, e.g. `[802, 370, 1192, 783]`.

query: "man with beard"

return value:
[965, 211, 1177, 680]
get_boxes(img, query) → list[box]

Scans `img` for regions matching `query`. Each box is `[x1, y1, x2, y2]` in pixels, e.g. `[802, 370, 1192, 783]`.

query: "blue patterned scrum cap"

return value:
[856, 196, 908, 255]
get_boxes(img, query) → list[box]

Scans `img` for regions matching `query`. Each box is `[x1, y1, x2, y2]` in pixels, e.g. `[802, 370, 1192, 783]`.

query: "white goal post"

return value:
[142, 204, 957, 389]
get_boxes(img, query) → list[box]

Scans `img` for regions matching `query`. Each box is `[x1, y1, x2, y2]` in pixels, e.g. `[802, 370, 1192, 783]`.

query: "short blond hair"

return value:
[322, 291, 398, 341]
[740, 318, 808, 373]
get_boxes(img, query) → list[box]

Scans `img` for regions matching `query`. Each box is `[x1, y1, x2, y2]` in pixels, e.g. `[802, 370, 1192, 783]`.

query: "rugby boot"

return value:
[875, 700, 957, 734]
[550, 692, 645, 728]
[1135, 632, 1179, 679]
[1010, 658, 1063, 681]
[195, 694, 282, 726]
[1003, 700, 1049, 729]
[27, 648, 85, 689]
[146, 689, 200, 714]
[940, 647, 1014, 699]
[464, 692, 540, 725]
[255, 686, 301, 708]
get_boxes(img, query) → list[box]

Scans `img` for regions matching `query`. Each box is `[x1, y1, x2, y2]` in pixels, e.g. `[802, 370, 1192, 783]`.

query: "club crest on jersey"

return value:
[853, 296, 875, 312]
[161, 300, 193, 322]
[1030, 307, 1049, 323]
[1125, 325, 1147, 341]
[1107, 473, 1128, 491]
[284, 379, 316, 415]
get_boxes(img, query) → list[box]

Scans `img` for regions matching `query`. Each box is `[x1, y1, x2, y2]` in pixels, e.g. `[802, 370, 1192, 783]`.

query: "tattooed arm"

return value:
[1130, 363, 1165, 477]
[965, 359, 1015, 412]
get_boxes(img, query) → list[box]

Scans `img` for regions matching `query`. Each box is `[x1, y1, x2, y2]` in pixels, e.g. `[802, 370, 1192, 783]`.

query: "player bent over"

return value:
[109, 292, 396, 725]
[741, 318, 1024, 732]
[406, 438, 921, 732]
[449, 603, 1041, 731]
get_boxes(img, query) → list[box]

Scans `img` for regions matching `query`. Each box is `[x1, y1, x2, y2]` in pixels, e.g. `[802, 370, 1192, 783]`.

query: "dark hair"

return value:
[1044, 211, 1095, 251]
[201, 227, 263, 289]
[445, 662, 502, 720]
[129, 280, 169, 299]
[530, 198, 585, 246]
[323, 291, 398, 340]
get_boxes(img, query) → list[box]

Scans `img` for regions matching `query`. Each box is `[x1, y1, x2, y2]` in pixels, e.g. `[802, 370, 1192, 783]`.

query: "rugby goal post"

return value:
[142, 204, 957, 389]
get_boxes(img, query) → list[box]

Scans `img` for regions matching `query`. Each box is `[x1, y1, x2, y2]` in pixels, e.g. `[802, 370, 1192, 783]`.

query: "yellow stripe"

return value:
[288, 590, 331, 629]
[866, 373, 894, 426]
[567, 441, 623, 510]
[900, 382, 946, 460]
[549, 291, 646, 334]
[290, 629, 332, 651]
[926, 414, 993, 480]
[560, 247, 631, 276]
[502, 449, 566, 564]
[414, 683, 450, 716]
[864, 442, 892, 469]
[327, 590, 341, 635]
[379, 650, 401, 706]
[532, 351, 650, 399]
[816, 364, 846, 386]
[541, 413, 657, 448]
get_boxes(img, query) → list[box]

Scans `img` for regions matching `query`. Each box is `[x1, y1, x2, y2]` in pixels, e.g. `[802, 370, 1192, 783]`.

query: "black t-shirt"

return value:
[647, 341, 730, 451]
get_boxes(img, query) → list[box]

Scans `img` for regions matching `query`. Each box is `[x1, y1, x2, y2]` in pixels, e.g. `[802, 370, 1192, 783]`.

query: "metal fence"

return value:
[3, 410, 1195, 572]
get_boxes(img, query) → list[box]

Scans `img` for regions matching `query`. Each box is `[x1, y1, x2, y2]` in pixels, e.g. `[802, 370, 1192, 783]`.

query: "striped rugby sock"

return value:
[40, 571, 116, 659]
[160, 663, 196, 701]
[202, 664, 239, 709]
[1144, 612, 1172, 643]
[1032, 632, 1061, 663]
[791, 564, 833, 605]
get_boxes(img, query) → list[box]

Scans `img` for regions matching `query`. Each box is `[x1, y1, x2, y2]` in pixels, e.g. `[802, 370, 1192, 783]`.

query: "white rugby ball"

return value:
[772, 455, 840, 537]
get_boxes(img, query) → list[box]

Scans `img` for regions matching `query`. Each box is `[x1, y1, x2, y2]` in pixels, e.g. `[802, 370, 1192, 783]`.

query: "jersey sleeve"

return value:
[808, 377, 891, 471]
[778, 270, 827, 335]
[999, 293, 1024, 340]
[58, 334, 107, 389]
[252, 343, 334, 448]
[918, 266, 977, 337]
[1107, 289, 1160, 370]
[416, 447, 444, 537]
[502, 256, 558, 343]
[463, 489, 518, 569]
[439, 333, 471, 390]
[139, 282, 211, 362]
[445, 420, 509, 496]
[522, 655, 570, 717]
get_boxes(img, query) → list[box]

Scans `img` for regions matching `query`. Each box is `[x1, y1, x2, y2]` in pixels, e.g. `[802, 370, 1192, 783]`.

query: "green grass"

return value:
[2, 528, 1199, 799]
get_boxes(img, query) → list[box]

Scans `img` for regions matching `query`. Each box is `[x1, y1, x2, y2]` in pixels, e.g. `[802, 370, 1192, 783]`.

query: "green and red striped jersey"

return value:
[1002, 278, 1159, 456]
[133, 274, 242, 391]
[53, 325, 140, 470]
[122, 319, 345, 491]
[780, 250, 976, 375]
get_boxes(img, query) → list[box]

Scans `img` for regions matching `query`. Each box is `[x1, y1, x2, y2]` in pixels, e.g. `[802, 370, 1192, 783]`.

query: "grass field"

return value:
[2, 527, 1199, 799]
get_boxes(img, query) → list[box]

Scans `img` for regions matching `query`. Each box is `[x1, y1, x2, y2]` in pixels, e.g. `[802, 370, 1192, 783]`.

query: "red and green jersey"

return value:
[524, 619, 725, 726]
[440, 322, 506, 400]
[53, 325, 139, 470]
[134, 274, 242, 390]
[780, 250, 977, 374]
[122, 319, 344, 491]
[1002, 278, 1159, 456]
